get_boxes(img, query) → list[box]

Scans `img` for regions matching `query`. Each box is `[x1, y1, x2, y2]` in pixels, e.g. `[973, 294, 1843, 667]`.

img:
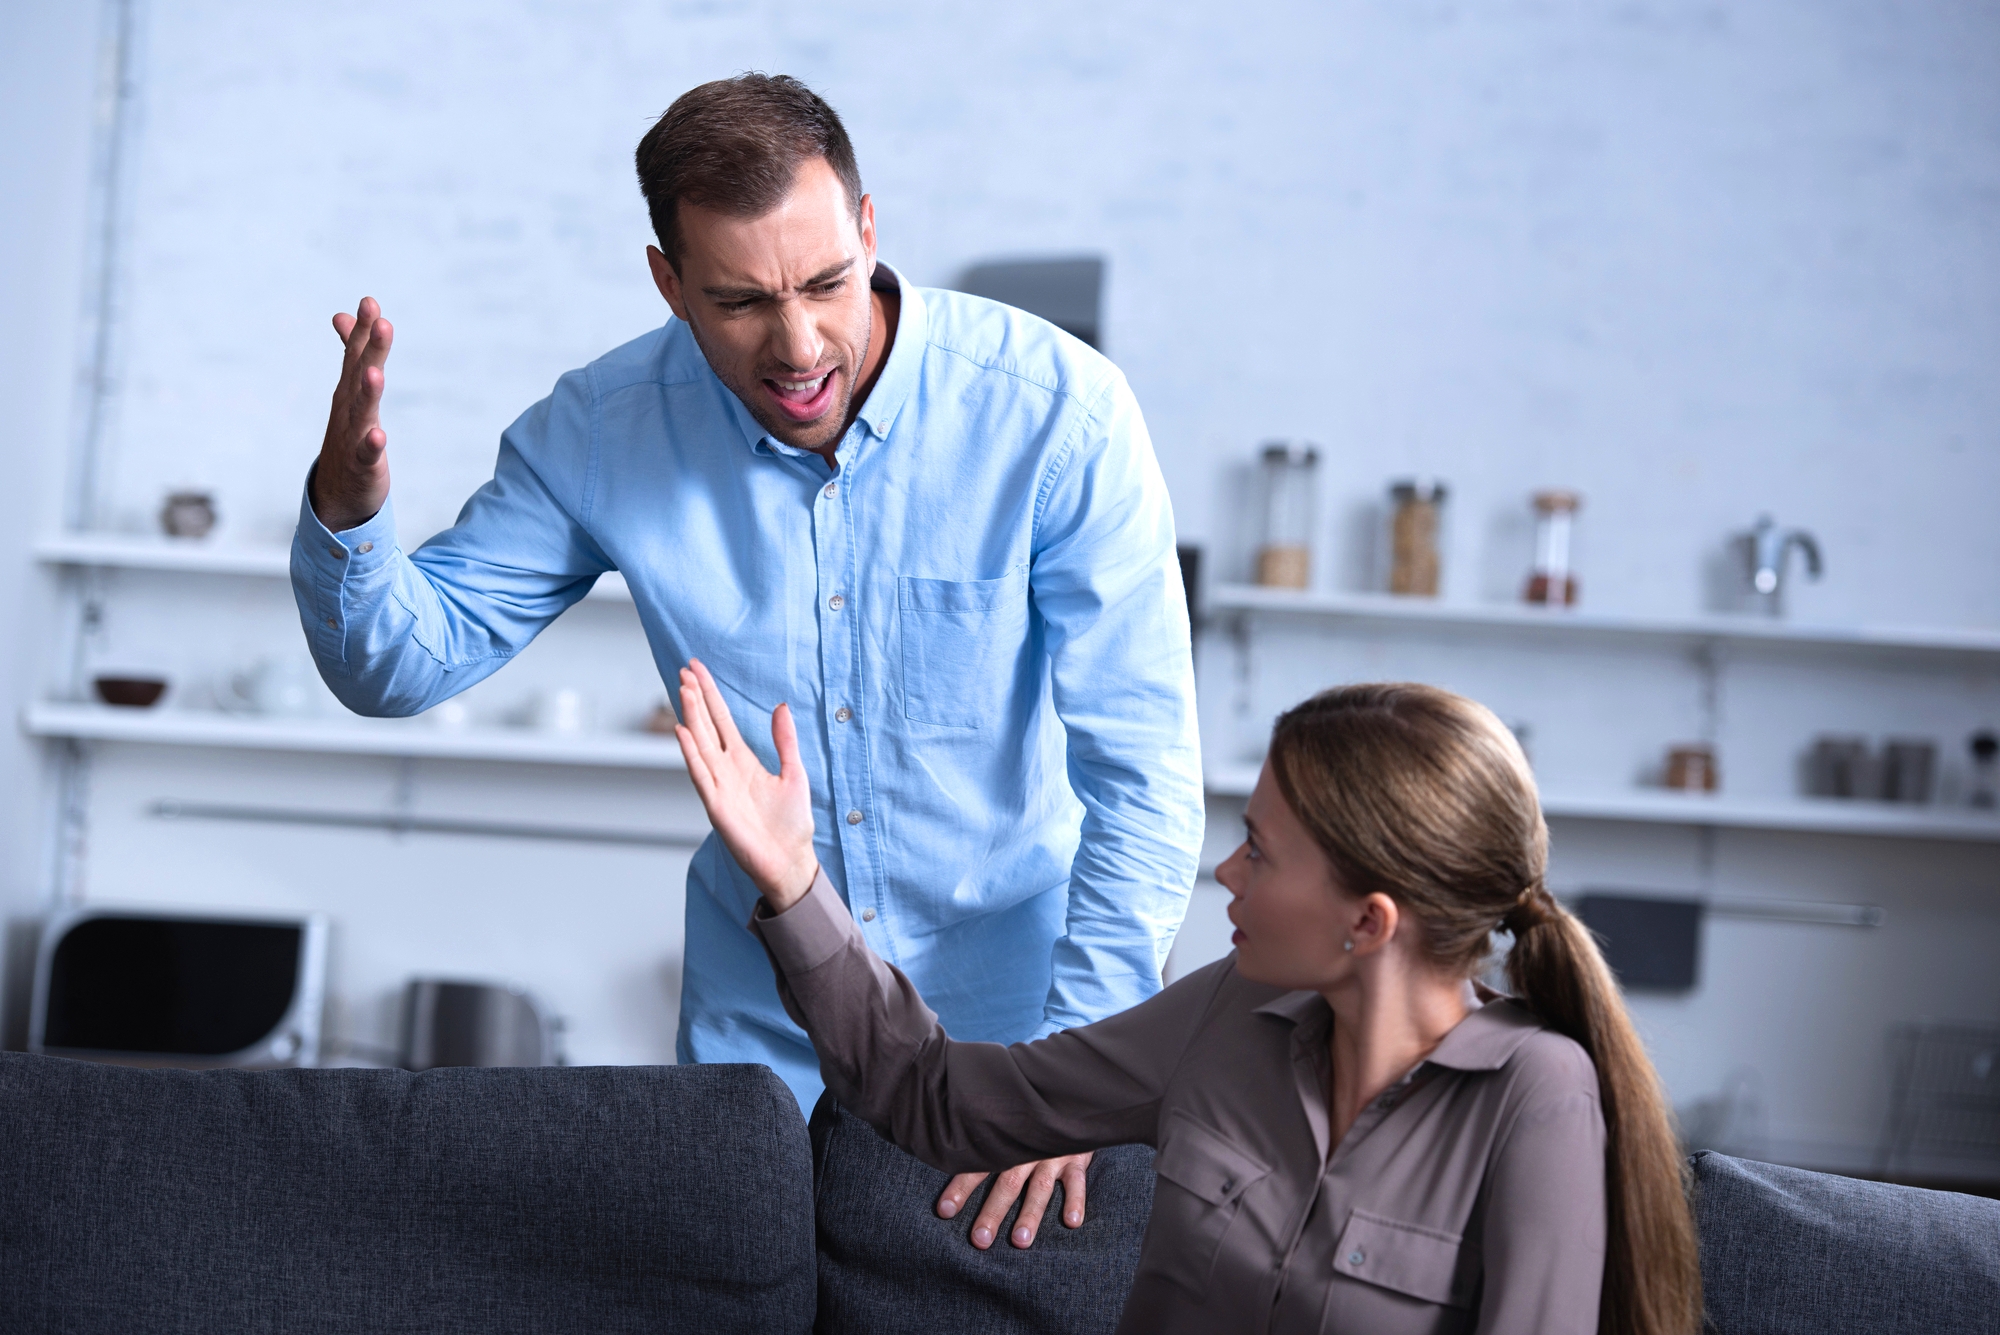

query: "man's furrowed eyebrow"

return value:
[701, 259, 855, 302]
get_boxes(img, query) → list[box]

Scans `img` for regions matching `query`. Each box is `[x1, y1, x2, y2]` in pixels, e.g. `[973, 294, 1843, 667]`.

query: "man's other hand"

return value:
[313, 296, 395, 532]
[936, 1152, 1093, 1248]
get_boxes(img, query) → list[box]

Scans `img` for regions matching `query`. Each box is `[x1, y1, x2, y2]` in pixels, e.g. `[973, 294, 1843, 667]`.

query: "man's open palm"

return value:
[314, 297, 395, 533]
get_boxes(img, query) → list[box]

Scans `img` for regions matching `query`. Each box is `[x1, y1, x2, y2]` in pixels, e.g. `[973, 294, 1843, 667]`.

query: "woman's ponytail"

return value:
[1506, 888, 1702, 1335]
[1269, 684, 1702, 1335]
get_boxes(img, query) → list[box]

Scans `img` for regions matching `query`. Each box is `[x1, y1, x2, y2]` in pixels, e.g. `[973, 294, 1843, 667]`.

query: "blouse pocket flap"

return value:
[1334, 1209, 1473, 1308]
[1154, 1112, 1272, 1207]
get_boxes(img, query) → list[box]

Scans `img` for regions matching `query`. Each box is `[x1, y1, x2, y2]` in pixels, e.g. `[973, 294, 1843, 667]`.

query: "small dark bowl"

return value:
[94, 676, 168, 708]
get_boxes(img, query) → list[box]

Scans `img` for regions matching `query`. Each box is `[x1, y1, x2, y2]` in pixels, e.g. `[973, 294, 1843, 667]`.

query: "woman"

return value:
[672, 661, 1700, 1335]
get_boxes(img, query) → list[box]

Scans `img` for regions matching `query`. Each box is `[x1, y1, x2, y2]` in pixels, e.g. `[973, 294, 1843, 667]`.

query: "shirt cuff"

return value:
[293, 462, 399, 583]
[748, 869, 856, 976]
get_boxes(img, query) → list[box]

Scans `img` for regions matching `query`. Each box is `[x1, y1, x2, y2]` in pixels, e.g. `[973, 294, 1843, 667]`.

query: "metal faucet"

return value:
[1747, 514, 1822, 601]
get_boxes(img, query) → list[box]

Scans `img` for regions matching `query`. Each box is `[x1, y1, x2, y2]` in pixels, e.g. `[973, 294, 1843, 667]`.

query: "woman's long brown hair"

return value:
[1267, 683, 1700, 1335]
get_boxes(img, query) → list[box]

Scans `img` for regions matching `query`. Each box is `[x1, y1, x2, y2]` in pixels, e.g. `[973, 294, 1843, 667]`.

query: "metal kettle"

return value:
[399, 979, 560, 1070]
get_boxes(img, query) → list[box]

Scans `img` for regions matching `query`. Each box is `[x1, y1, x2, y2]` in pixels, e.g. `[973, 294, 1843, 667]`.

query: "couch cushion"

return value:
[809, 1096, 1154, 1334]
[1692, 1150, 2000, 1335]
[0, 1053, 815, 1334]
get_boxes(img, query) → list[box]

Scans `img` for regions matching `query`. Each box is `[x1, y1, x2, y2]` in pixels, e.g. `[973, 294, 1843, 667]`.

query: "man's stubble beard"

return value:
[685, 301, 871, 453]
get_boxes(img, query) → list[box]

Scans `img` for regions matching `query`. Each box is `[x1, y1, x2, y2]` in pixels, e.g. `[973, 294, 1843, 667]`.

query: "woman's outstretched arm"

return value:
[673, 659, 1220, 1170]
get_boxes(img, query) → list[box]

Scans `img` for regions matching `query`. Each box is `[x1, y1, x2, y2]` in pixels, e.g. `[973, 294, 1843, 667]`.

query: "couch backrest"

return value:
[1692, 1150, 2000, 1335]
[808, 1097, 1155, 1334]
[0, 1053, 815, 1334]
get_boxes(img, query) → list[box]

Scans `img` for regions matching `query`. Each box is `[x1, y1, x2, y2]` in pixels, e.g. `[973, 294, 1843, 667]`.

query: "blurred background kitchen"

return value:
[2, 1, 1995, 1186]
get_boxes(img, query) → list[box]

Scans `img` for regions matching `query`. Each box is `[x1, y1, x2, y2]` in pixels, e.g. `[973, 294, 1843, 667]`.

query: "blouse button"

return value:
[1348, 1249, 1366, 1266]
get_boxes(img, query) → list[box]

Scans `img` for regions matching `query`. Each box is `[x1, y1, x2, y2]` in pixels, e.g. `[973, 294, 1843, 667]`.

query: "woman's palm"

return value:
[673, 660, 819, 908]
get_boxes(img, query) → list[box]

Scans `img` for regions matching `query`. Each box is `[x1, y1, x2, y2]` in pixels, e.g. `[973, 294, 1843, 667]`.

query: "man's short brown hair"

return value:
[635, 73, 864, 272]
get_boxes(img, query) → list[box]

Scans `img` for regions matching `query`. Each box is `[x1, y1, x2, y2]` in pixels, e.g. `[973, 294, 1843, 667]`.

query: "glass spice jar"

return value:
[1254, 443, 1319, 589]
[1388, 479, 1446, 597]
[1524, 489, 1582, 607]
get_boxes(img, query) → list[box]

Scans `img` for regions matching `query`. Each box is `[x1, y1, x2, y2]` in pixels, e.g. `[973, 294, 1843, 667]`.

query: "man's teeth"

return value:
[773, 373, 829, 393]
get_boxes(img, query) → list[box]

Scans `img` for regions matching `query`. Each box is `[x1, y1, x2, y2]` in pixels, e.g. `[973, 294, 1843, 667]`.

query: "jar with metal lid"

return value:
[1388, 479, 1446, 597]
[1254, 443, 1319, 589]
[1524, 489, 1582, 607]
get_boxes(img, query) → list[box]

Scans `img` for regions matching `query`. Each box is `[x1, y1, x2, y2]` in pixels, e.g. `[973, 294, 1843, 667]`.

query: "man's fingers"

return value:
[1008, 1160, 1063, 1248]
[1060, 1155, 1090, 1228]
[332, 311, 357, 342]
[970, 1162, 1035, 1251]
[936, 1171, 986, 1222]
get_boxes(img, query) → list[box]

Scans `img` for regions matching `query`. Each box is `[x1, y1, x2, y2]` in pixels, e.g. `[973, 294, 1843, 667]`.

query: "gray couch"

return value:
[2, 1052, 1994, 1333]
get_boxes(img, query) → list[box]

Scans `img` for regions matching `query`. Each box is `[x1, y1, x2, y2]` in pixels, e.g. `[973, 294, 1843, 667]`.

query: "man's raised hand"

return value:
[673, 660, 820, 911]
[312, 297, 395, 533]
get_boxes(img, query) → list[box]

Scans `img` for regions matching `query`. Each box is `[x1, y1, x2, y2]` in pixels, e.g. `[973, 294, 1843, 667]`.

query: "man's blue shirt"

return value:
[291, 264, 1203, 1111]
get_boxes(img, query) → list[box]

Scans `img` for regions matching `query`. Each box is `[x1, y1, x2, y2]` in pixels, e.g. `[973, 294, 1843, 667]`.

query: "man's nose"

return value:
[768, 299, 824, 371]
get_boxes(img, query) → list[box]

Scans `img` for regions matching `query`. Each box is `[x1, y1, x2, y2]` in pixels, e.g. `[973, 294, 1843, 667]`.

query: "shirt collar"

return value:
[719, 258, 925, 460]
[1252, 987, 1545, 1072]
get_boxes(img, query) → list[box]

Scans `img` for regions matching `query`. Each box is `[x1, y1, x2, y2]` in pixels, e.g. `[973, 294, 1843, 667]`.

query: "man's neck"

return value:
[813, 279, 899, 470]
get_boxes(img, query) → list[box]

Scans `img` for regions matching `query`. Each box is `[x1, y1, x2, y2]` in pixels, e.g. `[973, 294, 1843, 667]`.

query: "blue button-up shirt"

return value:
[291, 263, 1203, 1111]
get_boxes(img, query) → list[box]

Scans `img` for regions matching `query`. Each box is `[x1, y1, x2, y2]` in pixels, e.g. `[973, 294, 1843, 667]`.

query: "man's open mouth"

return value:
[763, 368, 838, 422]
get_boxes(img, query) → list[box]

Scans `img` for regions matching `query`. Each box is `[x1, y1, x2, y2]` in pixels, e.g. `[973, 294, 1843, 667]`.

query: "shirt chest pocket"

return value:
[1332, 1208, 1475, 1310]
[897, 569, 1030, 730]
[1144, 1112, 1273, 1297]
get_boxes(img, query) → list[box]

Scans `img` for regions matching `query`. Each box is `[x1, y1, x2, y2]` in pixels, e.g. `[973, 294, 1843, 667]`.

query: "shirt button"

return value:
[828, 593, 845, 611]
[824, 482, 838, 498]
[329, 546, 346, 559]
[1221, 1178, 1234, 1193]
[1348, 1249, 1366, 1266]
[846, 809, 864, 825]
[356, 541, 374, 554]
[861, 907, 876, 922]
[835, 706, 852, 723]
[325, 617, 338, 629]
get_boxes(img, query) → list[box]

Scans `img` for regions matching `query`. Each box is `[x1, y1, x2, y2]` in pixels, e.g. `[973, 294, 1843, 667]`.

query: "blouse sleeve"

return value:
[1474, 1074, 1608, 1335]
[750, 870, 1228, 1173]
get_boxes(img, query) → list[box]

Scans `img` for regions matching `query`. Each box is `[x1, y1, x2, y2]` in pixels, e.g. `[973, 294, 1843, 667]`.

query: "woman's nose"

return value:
[1214, 844, 1247, 896]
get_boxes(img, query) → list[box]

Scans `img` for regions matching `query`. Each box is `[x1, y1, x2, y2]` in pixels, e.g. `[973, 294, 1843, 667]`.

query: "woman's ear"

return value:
[1349, 892, 1401, 957]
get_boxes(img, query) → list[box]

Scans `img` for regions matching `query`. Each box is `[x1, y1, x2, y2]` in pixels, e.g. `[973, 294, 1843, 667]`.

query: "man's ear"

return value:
[857, 193, 876, 268]
[648, 245, 691, 323]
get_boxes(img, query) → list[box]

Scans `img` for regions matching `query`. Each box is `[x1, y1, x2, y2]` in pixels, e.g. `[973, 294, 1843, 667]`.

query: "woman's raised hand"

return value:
[673, 660, 820, 911]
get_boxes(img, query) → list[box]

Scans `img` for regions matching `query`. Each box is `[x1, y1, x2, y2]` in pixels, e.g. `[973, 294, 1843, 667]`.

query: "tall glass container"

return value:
[1524, 489, 1581, 607]
[1255, 443, 1319, 589]
[1388, 479, 1446, 597]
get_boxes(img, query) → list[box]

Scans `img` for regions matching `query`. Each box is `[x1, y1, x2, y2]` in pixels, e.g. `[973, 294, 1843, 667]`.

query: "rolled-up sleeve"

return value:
[1029, 368, 1204, 1034]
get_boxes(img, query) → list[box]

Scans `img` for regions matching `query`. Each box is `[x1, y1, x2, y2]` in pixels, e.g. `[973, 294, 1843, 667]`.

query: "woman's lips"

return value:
[763, 368, 838, 422]
[1231, 929, 1245, 945]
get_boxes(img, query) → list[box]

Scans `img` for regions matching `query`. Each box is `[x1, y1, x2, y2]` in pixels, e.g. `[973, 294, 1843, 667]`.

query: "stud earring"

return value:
[1343, 940, 1354, 952]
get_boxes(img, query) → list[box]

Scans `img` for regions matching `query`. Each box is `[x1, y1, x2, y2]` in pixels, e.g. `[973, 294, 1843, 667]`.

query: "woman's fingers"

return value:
[689, 658, 745, 752]
[772, 701, 804, 780]
[673, 724, 718, 805]
[678, 669, 725, 763]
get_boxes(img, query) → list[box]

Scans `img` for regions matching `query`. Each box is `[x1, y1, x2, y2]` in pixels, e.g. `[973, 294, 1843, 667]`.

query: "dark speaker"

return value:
[1574, 894, 1702, 991]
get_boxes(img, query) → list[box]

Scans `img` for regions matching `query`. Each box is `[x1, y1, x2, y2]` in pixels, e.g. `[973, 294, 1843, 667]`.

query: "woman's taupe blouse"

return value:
[752, 873, 1607, 1335]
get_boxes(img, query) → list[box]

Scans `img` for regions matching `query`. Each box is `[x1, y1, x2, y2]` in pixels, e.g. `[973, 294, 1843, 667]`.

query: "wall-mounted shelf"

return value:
[23, 702, 686, 771]
[33, 532, 634, 602]
[1203, 761, 2000, 843]
[1207, 583, 2000, 659]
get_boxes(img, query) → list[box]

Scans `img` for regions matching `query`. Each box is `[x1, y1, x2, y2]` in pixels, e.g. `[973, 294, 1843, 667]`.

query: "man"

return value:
[295, 74, 1201, 1248]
